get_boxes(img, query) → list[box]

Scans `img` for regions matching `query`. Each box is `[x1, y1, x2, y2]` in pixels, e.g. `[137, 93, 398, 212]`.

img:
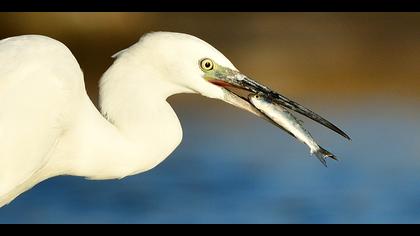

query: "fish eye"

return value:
[255, 94, 259, 99]
[200, 58, 214, 71]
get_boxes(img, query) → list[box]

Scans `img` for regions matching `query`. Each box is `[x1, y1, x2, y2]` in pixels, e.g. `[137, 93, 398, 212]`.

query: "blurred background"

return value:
[0, 12, 419, 223]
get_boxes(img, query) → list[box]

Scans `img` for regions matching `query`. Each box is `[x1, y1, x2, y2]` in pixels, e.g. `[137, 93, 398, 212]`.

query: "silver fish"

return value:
[248, 93, 337, 166]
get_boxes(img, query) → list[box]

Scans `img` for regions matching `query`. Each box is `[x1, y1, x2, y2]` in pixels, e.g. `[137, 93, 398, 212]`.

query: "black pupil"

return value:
[205, 62, 211, 68]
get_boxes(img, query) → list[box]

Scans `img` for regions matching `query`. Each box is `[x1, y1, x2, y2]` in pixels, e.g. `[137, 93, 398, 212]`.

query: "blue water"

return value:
[0, 97, 419, 223]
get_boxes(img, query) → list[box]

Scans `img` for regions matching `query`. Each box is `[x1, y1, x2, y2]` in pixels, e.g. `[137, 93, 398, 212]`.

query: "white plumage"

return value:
[0, 32, 245, 206]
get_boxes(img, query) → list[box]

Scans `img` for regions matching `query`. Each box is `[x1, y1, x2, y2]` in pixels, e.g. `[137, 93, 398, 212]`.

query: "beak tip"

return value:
[340, 131, 351, 141]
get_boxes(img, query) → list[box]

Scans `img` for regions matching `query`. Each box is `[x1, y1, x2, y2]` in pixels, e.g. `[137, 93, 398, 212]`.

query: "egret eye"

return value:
[200, 58, 214, 71]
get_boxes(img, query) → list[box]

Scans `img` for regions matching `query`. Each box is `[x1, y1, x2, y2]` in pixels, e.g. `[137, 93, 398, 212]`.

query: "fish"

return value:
[248, 92, 338, 166]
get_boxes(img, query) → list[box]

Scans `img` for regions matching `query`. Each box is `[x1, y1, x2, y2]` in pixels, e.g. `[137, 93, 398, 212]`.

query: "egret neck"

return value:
[61, 49, 193, 180]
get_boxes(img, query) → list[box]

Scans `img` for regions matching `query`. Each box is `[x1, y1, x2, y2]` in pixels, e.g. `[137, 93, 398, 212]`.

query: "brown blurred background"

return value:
[0, 13, 419, 105]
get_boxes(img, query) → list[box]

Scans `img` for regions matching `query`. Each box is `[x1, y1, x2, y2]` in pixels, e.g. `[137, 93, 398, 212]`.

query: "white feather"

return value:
[0, 32, 238, 206]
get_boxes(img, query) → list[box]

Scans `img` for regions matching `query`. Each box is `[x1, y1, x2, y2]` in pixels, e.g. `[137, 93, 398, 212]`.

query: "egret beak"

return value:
[205, 64, 351, 140]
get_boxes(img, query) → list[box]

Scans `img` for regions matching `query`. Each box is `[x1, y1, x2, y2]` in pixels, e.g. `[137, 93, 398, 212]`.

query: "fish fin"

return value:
[313, 146, 338, 167]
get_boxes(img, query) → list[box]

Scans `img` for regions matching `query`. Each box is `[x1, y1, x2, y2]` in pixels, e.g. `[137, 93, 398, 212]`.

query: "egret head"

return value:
[109, 31, 267, 117]
[119, 31, 279, 118]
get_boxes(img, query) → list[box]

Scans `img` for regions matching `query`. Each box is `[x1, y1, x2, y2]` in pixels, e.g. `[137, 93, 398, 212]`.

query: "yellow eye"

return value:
[200, 58, 214, 71]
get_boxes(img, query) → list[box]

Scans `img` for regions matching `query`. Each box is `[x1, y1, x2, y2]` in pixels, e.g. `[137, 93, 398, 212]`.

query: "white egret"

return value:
[0, 32, 349, 207]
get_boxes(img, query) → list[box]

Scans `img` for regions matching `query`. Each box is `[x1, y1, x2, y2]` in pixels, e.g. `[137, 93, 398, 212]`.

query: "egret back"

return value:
[0, 35, 84, 205]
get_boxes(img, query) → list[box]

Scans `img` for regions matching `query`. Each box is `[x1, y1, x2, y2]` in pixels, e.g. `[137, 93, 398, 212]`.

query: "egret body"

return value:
[0, 32, 349, 206]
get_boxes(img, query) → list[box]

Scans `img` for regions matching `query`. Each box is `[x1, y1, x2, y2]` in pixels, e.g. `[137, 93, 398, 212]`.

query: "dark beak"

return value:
[215, 70, 351, 140]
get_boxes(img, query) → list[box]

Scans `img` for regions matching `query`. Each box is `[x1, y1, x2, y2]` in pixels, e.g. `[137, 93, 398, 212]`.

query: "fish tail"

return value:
[313, 146, 338, 167]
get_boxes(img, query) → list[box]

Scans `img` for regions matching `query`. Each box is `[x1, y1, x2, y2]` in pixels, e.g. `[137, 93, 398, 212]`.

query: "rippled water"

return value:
[0, 98, 419, 223]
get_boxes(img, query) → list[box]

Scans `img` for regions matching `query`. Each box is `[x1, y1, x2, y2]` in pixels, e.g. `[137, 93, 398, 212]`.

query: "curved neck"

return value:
[64, 56, 192, 179]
